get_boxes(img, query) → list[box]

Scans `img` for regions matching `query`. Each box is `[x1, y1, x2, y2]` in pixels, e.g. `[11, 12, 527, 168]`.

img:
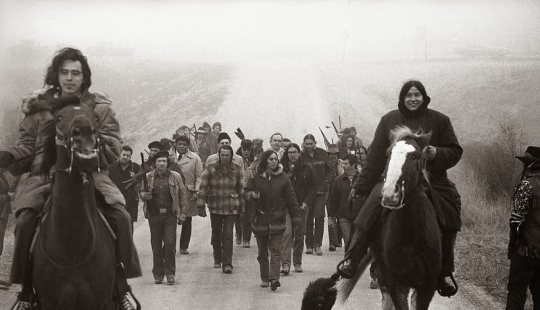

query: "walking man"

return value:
[108, 145, 140, 228]
[140, 151, 188, 285]
[172, 135, 203, 255]
[198, 145, 245, 274]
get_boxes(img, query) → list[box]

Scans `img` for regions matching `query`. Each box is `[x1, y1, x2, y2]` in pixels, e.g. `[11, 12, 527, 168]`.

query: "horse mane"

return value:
[39, 120, 57, 177]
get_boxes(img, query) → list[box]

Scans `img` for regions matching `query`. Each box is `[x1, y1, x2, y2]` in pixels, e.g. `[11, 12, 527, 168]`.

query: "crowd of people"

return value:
[0, 46, 537, 310]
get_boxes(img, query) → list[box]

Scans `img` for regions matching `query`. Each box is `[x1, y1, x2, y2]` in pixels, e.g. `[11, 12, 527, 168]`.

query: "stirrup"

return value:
[437, 274, 458, 297]
[120, 290, 140, 310]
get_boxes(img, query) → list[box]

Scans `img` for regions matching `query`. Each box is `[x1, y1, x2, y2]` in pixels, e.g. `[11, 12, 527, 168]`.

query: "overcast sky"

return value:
[1, 0, 539, 63]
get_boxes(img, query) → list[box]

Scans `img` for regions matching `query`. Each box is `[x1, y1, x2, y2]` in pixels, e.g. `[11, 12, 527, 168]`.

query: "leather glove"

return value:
[328, 216, 337, 229]
[198, 206, 207, 218]
[0, 151, 14, 168]
[140, 191, 153, 201]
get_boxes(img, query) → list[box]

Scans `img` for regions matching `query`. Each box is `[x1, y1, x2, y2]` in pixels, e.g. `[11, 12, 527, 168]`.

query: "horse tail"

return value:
[336, 250, 374, 304]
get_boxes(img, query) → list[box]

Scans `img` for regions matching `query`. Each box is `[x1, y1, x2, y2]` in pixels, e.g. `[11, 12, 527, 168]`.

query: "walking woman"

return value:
[280, 143, 317, 274]
[245, 150, 301, 291]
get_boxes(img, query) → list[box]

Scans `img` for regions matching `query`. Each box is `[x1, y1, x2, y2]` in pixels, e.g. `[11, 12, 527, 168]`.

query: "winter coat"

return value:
[245, 167, 301, 235]
[197, 162, 245, 215]
[3, 88, 122, 176]
[171, 150, 203, 217]
[108, 160, 140, 221]
[327, 171, 360, 221]
[142, 169, 188, 218]
[352, 104, 463, 231]
[286, 162, 317, 209]
[205, 153, 245, 178]
[300, 147, 333, 193]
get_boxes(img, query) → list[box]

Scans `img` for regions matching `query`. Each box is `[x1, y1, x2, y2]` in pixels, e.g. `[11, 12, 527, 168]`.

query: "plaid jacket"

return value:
[197, 161, 245, 215]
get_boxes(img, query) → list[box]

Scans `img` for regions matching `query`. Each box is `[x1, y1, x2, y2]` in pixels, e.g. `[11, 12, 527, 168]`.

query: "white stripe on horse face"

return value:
[383, 141, 416, 195]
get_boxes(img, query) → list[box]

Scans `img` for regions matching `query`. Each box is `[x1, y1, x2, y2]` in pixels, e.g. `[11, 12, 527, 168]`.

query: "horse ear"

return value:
[417, 131, 432, 150]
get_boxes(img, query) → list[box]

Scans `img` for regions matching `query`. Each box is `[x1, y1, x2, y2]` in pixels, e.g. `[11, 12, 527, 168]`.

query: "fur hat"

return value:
[152, 151, 170, 164]
[148, 141, 165, 150]
[218, 132, 231, 143]
[241, 139, 252, 149]
[516, 146, 540, 165]
[326, 144, 339, 154]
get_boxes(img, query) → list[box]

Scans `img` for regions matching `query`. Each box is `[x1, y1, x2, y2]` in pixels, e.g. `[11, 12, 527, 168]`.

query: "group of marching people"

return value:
[3, 46, 540, 310]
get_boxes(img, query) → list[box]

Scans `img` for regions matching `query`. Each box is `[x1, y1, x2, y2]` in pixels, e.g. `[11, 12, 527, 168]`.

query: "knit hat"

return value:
[218, 132, 231, 143]
[241, 139, 252, 149]
[516, 146, 540, 165]
[327, 144, 339, 154]
[148, 141, 165, 151]
[152, 150, 170, 164]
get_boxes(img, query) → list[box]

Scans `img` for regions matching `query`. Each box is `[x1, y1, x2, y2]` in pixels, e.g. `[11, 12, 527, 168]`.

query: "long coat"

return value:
[3, 88, 122, 176]
[353, 105, 463, 231]
[245, 168, 301, 235]
[171, 150, 203, 217]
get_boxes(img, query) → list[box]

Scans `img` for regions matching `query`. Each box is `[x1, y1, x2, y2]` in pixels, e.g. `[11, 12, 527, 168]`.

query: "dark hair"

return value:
[398, 80, 431, 114]
[252, 138, 264, 160]
[236, 146, 254, 163]
[257, 150, 278, 174]
[343, 154, 358, 167]
[342, 134, 355, 148]
[44, 47, 92, 93]
[213, 122, 221, 129]
[175, 135, 190, 145]
[218, 145, 234, 165]
[270, 133, 283, 140]
[283, 138, 291, 143]
[282, 143, 302, 173]
[358, 145, 368, 155]
[303, 134, 316, 142]
[121, 145, 133, 155]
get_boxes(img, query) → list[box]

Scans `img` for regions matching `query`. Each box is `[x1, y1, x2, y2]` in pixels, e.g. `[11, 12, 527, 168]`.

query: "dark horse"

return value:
[31, 98, 117, 309]
[336, 126, 442, 310]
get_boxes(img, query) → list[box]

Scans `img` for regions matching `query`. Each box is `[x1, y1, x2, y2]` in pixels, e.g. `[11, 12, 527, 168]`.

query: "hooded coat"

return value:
[245, 166, 301, 235]
[352, 94, 463, 231]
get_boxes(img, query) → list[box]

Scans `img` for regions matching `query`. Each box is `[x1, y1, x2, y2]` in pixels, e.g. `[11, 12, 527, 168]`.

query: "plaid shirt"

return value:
[197, 161, 245, 215]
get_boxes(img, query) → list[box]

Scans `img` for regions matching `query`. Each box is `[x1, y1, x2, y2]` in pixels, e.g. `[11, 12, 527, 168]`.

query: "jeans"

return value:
[234, 203, 252, 243]
[256, 233, 283, 282]
[179, 216, 192, 250]
[306, 194, 326, 248]
[148, 213, 177, 278]
[210, 213, 236, 269]
[338, 218, 352, 250]
[506, 252, 540, 310]
[281, 209, 307, 268]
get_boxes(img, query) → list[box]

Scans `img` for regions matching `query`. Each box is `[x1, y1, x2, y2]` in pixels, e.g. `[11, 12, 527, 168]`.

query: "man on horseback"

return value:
[0, 47, 141, 308]
[337, 80, 463, 297]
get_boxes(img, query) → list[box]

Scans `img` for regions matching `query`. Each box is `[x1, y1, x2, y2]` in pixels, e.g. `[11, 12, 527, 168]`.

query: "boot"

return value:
[337, 228, 368, 279]
[437, 231, 458, 297]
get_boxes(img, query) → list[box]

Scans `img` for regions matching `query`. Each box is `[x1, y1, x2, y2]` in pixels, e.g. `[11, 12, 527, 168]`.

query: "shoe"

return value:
[337, 259, 355, 279]
[315, 246, 323, 256]
[223, 266, 233, 274]
[280, 266, 290, 276]
[236, 234, 242, 245]
[336, 243, 343, 247]
[270, 280, 281, 291]
[294, 265, 303, 273]
[370, 278, 379, 289]
[437, 276, 458, 297]
[260, 281, 269, 288]
[154, 277, 163, 284]
[166, 275, 175, 285]
[243, 241, 250, 248]
[214, 263, 221, 268]
[329, 245, 336, 251]
[305, 248, 313, 254]
[180, 248, 189, 255]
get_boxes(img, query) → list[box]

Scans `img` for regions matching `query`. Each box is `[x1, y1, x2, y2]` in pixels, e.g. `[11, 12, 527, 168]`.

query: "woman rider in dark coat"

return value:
[338, 80, 463, 297]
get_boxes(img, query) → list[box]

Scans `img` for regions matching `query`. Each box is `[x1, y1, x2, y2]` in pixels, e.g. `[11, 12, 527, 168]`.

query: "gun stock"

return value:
[140, 152, 149, 191]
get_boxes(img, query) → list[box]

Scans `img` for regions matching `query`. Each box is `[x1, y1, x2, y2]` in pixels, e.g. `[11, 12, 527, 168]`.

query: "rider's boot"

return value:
[337, 228, 368, 279]
[437, 231, 458, 297]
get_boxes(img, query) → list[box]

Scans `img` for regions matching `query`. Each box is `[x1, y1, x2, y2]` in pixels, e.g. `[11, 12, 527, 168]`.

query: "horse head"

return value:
[41, 97, 100, 175]
[381, 126, 431, 209]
